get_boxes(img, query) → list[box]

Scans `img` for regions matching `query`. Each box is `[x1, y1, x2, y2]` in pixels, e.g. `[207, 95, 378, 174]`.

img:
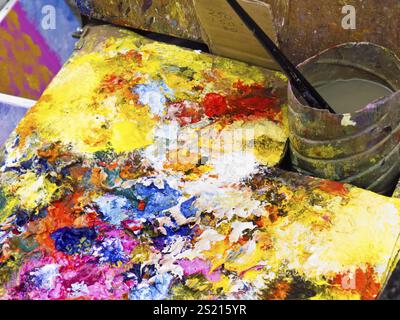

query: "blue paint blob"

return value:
[20, 158, 34, 170]
[4, 156, 53, 176]
[12, 136, 20, 148]
[175, 225, 192, 237]
[133, 182, 181, 218]
[32, 208, 48, 221]
[132, 81, 174, 116]
[129, 273, 173, 300]
[51, 227, 97, 255]
[151, 235, 168, 251]
[97, 238, 126, 264]
[94, 194, 133, 225]
[15, 210, 30, 227]
[126, 264, 156, 284]
[180, 197, 198, 218]
[152, 224, 192, 251]
[75, 0, 92, 16]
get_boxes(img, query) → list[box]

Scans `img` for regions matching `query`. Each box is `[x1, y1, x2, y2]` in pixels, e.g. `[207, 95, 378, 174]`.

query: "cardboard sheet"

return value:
[193, 0, 279, 70]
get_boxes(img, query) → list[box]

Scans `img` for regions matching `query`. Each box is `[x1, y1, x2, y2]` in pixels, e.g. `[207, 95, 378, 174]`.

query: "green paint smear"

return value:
[0, 189, 6, 211]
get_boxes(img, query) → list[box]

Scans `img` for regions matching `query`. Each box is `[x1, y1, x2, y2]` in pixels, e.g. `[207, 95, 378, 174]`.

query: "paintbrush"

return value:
[227, 0, 336, 114]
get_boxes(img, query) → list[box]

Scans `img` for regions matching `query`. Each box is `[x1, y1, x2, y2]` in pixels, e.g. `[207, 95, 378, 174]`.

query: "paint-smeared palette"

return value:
[0, 25, 399, 300]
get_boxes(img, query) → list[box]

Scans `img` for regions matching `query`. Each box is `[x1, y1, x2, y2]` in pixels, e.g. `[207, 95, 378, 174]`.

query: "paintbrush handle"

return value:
[226, 0, 336, 114]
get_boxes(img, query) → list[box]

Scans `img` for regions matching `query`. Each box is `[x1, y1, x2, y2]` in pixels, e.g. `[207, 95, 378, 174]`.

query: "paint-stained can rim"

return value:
[288, 42, 400, 117]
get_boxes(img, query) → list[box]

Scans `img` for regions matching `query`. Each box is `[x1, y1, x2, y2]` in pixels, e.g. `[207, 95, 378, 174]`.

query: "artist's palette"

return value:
[0, 25, 399, 300]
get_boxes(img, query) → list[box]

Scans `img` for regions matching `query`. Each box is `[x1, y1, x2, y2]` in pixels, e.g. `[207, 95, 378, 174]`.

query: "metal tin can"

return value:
[288, 42, 400, 194]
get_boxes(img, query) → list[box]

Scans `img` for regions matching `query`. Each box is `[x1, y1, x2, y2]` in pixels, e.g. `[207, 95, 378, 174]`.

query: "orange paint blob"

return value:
[331, 265, 381, 300]
[137, 200, 146, 211]
[267, 281, 291, 300]
[319, 180, 349, 196]
[29, 192, 97, 252]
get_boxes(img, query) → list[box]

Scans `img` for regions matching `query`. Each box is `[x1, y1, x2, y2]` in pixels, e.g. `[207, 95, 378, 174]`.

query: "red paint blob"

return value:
[101, 74, 126, 93]
[200, 81, 280, 122]
[137, 200, 146, 211]
[202, 93, 228, 118]
[125, 50, 143, 64]
[122, 220, 143, 232]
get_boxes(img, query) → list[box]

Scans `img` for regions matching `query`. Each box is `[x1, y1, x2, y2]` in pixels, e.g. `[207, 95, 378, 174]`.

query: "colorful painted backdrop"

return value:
[0, 0, 80, 100]
[0, 102, 28, 145]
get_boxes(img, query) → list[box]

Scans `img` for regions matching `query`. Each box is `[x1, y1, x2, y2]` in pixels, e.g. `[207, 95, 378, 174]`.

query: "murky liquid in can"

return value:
[316, 79, 393, 114]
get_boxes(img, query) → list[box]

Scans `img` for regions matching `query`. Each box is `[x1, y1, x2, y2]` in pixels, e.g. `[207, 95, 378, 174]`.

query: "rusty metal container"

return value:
[288, 43, 400, 194]
[276, 0, 400, 65]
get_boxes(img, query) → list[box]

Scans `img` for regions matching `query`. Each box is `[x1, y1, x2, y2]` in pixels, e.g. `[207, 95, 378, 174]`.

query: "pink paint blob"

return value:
[178, 258, 222, 282]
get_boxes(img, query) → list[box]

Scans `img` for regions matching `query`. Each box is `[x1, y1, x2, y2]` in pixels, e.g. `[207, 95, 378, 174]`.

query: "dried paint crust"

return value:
[0, 25, 399, 300]
[76, 0, 400, 66]
[76, 0, 203, 41]
[75, 0, 288, 44]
